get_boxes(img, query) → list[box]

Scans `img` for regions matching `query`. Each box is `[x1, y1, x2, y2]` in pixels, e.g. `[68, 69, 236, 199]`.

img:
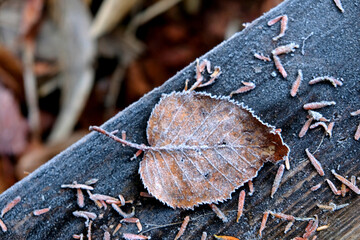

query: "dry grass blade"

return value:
[126, 0, 183, 35]
[90, 0, 140, 38]
[47, 0, 95, 144]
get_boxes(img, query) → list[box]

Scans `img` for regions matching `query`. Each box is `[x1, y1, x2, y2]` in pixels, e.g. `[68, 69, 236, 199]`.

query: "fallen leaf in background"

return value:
[0, 84, 28, 155]
[15, 131, 86, 179]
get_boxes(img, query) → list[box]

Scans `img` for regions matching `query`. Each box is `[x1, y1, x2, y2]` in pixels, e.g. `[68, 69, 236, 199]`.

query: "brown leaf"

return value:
[0, 85, 28, 155]
[139, 91, 289, 209]
[20, 0, 44, 38]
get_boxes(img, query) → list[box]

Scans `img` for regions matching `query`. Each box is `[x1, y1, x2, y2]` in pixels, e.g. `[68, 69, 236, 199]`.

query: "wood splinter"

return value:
[271, 164, 285, 198]
[331, 170, 360, 194]
[123, 233, 151, 239]
[209, 204, 228, 223]
[271, 43, 299, 78]
[33, 207, 51, 216]
[303, 215, 318, 238]
[333, 0, 344, 12]
[254, 53, 271, 62]
[303, 101, 336, 110]
[309, 76, 343, 87]
[1, 196, 21, 217]
[310, 183, 322, 191]
[230, 81, 255, 97]
[0, 219, 7, 232]
[236, 190, 246, 222]
[299, 117, 314, 138]
[267, 15, 288, 41]
[174, 216, 190, 240]
[305, 149, 325, 176]
[325, 179, 341, 196]
[290, 69, 302, 97]
[214, 235, 240, 240]
[259, 211, 269, 237]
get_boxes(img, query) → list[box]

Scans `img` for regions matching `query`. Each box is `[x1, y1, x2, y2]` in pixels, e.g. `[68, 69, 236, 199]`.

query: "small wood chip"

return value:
[73, 211, 97, 226]
[291, 69, 302, 97]
[1, 196, 21, 217]
[331, 170, 360, 194]
[272, 43, 299, 55]
[267, 15, 288, 41]
[341, 183, 347, 197]
[259, 211, 269, 237]
[282, 157, 289, 171]
[230, 82, 256, 97]
[73, 233, 84, 239]
[85, 179, 99, 185]
[0, 219, 7, 232]
[214, 235, 240, 240]
[326, 122, 335, 137]
[77, 188, 85, 208]
[309, 122, 328, 131]
[121, 218, 142, 232]
[308, 110, 329, 122]
[333, 0, 344, 12]
[270, 212, 295, 221]
[310, 183, 322, 191]
[271, 164, 285, 198]
[308, 76, 343, 87]
[317, 202, 349, 211]
[317, 225, 329, 231]
[350, 109, 360, 116]
[248, 180, 254, 196]
[140, 192, 154, 198]
[61, 183, 94, 190]
[303, 101, 336, 110]
[325, 179, 341, 195]
[123, 233, 151, 239]
[33, 207, 51, 216]
[236, 190, 246, 222]
[305, 149, 325, 176]
[103, 231, 111, 240]
[284, 221, 294, 233]
[174, 216, 190, 240]
[254, 53, 271, 62]
[112, 204, 135, 218]
[354, 122, 360, 140]
[87, 221, 93, 240]
[351, 176, 356, 186]
[303, 215, 318, 238]
[299, 118, 314, 138]
[209, 204, 228, 223]
[113, 223, 122, 236]
[273, 55, 287, 78]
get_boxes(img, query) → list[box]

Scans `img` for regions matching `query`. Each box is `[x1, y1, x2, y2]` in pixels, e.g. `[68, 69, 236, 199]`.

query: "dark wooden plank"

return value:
[1, 0, 359, 239]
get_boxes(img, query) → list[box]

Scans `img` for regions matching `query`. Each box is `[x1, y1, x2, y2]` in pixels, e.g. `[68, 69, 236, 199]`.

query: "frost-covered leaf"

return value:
[140, 91, 289, 209]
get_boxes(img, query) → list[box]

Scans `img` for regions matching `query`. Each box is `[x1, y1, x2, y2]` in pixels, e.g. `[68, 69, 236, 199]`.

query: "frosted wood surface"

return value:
[0, 0, 359, 239]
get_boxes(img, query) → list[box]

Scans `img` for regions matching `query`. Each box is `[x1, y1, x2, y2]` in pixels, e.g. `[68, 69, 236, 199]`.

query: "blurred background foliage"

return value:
[0, 0, 283, 192]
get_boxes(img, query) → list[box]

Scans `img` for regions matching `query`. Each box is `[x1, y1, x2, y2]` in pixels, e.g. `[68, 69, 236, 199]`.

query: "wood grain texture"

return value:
[0, 0, 359, 239]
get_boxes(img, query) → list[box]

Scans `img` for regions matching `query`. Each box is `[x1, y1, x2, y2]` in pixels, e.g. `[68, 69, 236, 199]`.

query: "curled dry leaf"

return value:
[93, 91, 289, 209]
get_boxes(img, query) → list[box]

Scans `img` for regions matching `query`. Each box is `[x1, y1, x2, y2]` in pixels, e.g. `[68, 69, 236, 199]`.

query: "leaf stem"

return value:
[89, 126, 149, 151]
